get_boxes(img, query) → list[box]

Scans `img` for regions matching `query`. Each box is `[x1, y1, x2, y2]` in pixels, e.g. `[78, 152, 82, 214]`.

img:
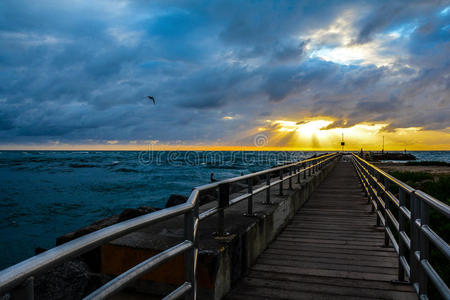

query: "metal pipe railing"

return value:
[0, 152, 339, 300]
[84, 241, 194, 300]
[0, 202, 193, 295]
[352, 154, 450, 300]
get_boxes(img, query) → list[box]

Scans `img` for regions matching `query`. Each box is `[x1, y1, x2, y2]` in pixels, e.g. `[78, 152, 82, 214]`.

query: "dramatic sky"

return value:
[0, 0, 449, 150]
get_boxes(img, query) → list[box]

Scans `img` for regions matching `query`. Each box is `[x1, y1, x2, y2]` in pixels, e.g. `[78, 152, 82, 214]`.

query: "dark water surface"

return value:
[0, 150, 448, 269]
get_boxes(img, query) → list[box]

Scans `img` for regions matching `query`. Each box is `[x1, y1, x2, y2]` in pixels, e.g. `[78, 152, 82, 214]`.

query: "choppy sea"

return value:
[0, 150, 448, 269]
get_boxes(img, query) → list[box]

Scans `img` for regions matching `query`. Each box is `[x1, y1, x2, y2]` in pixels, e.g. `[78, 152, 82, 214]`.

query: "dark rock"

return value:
[258, 174, 267, 181]
[56, 216, 120, 273]
[56, 216, 120, 246]
[165, 194, 188, 208]
[230, 182, 247, 194]
[34, 259, 92, 300]
[199, 189, 217, 205]
[56, 206, 158, 272]
[57, 206, 159, 246]
[35, 247, 47, 255]
[118, 206, 158, 222]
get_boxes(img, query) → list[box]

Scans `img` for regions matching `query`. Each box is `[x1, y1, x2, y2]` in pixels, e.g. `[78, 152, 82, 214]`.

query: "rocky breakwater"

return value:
[27, 184, 232, 300]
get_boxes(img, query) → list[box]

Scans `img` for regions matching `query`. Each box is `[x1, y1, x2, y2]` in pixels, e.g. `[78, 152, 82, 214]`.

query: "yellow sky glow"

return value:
[2, 119, 448, 151]
[255, 119, 450, 151]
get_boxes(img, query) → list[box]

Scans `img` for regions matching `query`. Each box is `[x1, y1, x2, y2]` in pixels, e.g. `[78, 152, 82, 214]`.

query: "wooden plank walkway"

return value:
[225, 158, 417, 300]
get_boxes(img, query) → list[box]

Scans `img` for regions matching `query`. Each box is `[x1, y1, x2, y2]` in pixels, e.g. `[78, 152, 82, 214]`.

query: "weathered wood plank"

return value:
[226, 285, 371, 300]
[256, 258, 398, 276]
[269, 242, 397, 257]
[234, 277, 416, 300]
[260, 252, 398, 268]
[247, 269, 415, 292]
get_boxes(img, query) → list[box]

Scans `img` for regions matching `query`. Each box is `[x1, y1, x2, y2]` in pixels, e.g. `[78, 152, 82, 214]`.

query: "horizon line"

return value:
[0, 146, 448, 151]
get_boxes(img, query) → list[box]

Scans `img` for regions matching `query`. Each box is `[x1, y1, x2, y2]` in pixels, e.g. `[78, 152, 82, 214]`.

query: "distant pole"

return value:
[341, 133, 345, 152]
[382, 136, 385, 153]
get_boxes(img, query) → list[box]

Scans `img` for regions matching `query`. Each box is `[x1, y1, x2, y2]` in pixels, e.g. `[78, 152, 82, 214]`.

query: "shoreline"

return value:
[373, 162, 450, 176]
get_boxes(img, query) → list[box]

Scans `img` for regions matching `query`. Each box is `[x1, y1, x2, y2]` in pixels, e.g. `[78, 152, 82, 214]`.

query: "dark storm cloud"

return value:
[354, 1, 445, 44]
[355, 97, 405, 114]
[0, 0, 449, 145]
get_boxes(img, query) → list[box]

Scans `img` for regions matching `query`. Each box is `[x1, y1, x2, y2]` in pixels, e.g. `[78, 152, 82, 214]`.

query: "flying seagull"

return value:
[146, 96, 156, 104]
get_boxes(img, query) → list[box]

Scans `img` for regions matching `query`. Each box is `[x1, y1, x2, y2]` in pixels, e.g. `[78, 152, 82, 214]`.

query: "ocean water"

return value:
[0, 150, 448, 269]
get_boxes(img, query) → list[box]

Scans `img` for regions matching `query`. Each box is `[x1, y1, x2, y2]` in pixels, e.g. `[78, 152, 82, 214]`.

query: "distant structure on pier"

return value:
[358, 136, 416, 161]
[358, 150, 416, 161]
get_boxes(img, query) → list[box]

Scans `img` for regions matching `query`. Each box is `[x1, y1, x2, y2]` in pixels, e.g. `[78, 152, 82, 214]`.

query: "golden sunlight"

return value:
[256, 119, 450, 151]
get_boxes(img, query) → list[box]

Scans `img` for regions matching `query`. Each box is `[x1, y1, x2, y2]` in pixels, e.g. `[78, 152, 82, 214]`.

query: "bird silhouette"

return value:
[210, 172, 217, 182]
[146, 96, 156, 104]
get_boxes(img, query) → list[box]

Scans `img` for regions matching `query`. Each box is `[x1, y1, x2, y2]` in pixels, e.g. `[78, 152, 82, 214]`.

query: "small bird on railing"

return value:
[145, 96, 156, 104]
[210, 172, 217, 182]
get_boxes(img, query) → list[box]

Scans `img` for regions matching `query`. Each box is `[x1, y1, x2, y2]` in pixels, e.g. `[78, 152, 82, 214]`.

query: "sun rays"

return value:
[250, 119, 450, 151]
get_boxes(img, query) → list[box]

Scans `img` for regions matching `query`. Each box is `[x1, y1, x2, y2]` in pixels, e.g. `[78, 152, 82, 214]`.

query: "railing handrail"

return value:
[352, 154, 450, 217]
[0, 152, 339, 299]
[0, 202, 192, 294]
[194, 152, 336, 191]
[351, 153, 450, 299]
[352, 154, 415, 193]
[415, 190, 450, 218]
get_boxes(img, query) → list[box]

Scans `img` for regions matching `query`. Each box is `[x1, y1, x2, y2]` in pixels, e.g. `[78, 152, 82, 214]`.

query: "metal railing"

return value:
[352, 154, 450, 300]
[0, 152, 339, 300]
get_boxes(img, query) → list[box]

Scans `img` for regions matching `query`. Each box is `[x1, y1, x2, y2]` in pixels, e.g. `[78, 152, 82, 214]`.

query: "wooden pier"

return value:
[2, 153, 447, 299]
[226, 158, 417, 300]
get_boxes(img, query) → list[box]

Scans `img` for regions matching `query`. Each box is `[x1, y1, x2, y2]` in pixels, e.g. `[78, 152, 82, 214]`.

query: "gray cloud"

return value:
[0, 0, 449, 146]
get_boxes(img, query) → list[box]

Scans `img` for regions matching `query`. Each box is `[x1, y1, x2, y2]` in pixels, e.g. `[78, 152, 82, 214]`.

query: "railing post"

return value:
[297, 165, 301, 183]
[383, 178, 390, 247]
[245, 178, 255, 216]
[308, 162, 312, 176]
[410, 191, 419, 287]
[398, 188, 406, 282]
[185, 200, 199, 300]
[216, 183, 230, 236]
[303, 163, 307, 179]
[369, 169, 375, 210]
[362, 166, 368, 198]
[289, 167, 293, 190]
[279, 170, 283, 196]
[375, 173, 381, 227]
[364, 175, 369, 198]
[265, 172, 272, 204]
[419, 200, 429, 297]
[360, 164, 371, 205]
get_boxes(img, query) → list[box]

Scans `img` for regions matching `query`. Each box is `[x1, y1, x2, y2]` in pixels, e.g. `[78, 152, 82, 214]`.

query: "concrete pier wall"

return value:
[101, 157, 339, 299]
